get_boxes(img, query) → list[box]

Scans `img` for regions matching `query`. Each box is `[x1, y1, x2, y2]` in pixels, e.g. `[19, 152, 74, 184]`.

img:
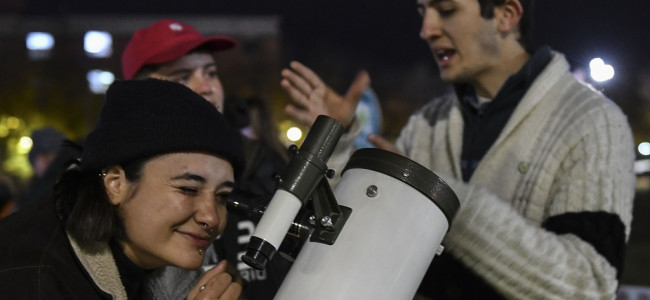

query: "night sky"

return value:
[4, 0, 650, 139]
[10, 0, 649, 71]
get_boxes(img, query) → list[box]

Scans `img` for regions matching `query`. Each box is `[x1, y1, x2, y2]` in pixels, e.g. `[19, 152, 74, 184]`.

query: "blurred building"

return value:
[0, 14, 283, 180]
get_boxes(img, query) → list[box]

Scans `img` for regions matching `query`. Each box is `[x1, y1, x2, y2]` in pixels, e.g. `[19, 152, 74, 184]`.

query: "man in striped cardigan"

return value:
[280, 0, 635, 298]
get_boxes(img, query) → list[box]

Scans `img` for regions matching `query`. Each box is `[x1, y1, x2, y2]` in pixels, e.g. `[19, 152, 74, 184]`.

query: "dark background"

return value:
[3, 0, 650, 140]
[1, 0, 649, 290]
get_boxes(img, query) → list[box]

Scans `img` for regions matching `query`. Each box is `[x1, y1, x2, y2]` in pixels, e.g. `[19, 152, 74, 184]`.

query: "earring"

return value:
[99, 170, 107, 177]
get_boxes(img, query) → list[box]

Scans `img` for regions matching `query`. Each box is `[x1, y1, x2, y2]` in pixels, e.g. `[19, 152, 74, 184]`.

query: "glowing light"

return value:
[0, 125, 8, 137]
[639, 142, 650, 156]
[17, 136, 33, 154]
[635, 159, 650, 175]
[84, 31, 113, 58]
[26, 32, 54, 50]
[286, 127, 303, 142]
[6, 117, 20, 129]
[87, 70, 115, 94]
[589, 58, 615, 82]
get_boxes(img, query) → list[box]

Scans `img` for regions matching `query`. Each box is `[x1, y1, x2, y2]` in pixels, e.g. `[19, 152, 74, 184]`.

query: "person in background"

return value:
[28, 127, 66, 179]
[0, 79, 243, 299]
[122, 19, 290, 300]
[221, 95, 292, 292]
[280, 0, 635, 298]
[224, 95, 290, 196]
[12, 126, 67, 213]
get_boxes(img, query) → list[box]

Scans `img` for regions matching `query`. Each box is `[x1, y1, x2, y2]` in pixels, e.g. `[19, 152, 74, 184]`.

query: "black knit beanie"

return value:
[81, 79, 244, 177]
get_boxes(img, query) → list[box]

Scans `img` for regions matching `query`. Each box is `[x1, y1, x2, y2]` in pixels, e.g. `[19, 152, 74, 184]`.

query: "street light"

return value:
[589, 58, 615, 82]
[87, 70, 115, 94]
[638, 142, 650, 156]
[287, 127, 303, 142]
[84, 31, 112, 58]
[26, 32, 54, 60]
[26, 32, 54, 50]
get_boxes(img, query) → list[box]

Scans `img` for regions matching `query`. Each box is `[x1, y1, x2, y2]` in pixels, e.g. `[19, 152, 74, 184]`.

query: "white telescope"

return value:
[238, 115, 459, 299]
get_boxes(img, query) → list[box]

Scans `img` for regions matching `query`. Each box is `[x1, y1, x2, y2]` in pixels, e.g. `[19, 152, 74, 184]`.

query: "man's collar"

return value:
[455, 46, 553, 109]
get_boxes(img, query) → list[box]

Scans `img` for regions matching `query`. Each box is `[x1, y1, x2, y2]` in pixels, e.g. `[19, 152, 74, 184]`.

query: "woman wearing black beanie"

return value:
[0, 79, 244, 299]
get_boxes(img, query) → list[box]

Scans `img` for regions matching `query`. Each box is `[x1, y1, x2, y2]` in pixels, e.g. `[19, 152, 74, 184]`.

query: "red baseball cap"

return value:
[121, 19, 237, 80]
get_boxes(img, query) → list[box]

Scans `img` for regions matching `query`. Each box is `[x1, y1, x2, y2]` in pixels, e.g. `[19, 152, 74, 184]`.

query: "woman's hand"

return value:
[187, 260, 242, 300]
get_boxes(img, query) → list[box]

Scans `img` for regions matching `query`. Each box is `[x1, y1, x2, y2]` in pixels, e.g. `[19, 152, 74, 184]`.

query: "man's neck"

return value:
[472, 45, 531, 99]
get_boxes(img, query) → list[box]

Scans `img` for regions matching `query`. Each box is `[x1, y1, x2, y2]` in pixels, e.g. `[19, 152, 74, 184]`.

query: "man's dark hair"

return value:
[55, 155, 151, 243]
[478, 0, 534, 52]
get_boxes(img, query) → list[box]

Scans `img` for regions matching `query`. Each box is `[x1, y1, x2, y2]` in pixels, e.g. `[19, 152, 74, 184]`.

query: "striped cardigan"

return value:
[329, 51, 635, 299]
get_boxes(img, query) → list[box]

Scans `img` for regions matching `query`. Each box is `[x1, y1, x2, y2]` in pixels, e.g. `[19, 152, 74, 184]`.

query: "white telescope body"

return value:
[240, 116, 459, 298]
[274, 148, 458, 300]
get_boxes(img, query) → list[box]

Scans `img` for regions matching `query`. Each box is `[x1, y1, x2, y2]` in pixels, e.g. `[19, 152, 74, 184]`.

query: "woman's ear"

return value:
[495, 0, 524, 33]
[102, 165, 127, 206]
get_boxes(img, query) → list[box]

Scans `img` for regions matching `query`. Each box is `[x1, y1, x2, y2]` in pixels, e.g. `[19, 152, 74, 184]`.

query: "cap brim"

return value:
[147, 35, 237, 66]
[199, 36, 238, 53]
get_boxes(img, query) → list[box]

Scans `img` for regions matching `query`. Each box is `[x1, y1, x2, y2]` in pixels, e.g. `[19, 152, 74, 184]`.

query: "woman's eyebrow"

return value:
[171, 173, 206, 184]
[171, 174, 235, 190]
[218, 181, 235, 190]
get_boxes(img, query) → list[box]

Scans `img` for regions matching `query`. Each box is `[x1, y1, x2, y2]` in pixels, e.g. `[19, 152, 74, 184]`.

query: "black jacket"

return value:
[0, 196, 113, 299]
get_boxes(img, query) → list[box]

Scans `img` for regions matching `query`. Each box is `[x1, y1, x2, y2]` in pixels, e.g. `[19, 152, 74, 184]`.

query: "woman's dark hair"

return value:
[55, 149, 152, 243]
[478, 0, 534, 52]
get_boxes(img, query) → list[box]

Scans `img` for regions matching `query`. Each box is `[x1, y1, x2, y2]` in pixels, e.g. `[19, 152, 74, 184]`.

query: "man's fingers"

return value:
[338, 70, 371, 126]
[345, 70, 371, 104]
[289, 61, 324, 89]
[367, 134, 404, 155]
[281, 79, 311, 108]
[285, 105, 317, 127]
[281, 68, 313, 96]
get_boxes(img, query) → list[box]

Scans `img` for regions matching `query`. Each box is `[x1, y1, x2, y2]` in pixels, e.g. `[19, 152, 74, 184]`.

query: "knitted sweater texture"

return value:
[329, 52, 635, 299]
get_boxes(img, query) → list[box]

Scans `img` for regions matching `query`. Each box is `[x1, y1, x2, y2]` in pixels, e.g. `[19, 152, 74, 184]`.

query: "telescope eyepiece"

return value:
[242, 236, 278, 270]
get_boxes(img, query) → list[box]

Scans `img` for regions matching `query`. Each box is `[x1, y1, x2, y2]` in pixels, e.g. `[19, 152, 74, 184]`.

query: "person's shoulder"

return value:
[543, 52, 622, 110]
[412, 93, 458, 123]
[0, 196, 67, 266]
[546, 64, 631, 135]
[0, 260, 106, 300]
[562, 71, 623, 115]
[0, 210, 82, 299]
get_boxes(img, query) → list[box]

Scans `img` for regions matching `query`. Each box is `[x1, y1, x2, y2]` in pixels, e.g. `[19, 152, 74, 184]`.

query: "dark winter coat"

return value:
[0, 197, 126, 299]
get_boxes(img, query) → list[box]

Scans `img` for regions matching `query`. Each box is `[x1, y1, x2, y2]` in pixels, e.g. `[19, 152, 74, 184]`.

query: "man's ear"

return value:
[495, 0, 523, 33]
[102, 165, 128, 206]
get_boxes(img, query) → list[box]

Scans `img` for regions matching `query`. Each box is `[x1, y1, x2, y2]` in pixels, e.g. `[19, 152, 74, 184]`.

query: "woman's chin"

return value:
[170, 256, 204, 270]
